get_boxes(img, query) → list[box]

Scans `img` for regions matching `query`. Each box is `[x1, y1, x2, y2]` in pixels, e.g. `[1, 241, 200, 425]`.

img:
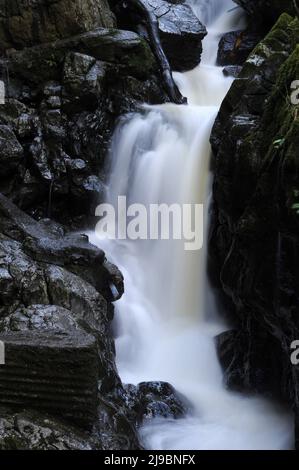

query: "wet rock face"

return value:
[216, 330, 285, 397]
[123, 381, 190, 425]
[210, 13, 299, 446]
[0, 28, 165, 227]
[217, 30, 262, 66]
[0, 0, 115, 50]
[0, 193, 142, 448]
[8, 28, 156, 83]
[0, 405, 140, 450]
[0, 305, 80, 332]
[111, 0, 207, 72]
[0, 193, 123, 300]
[0, 408, 95, 450]
[144, 0, 207, 71]
[0, 330, 99, 429]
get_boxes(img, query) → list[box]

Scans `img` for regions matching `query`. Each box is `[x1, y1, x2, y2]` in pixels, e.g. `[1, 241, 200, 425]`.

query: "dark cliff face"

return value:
[233, 0, 298, 27]
[210, 12, 299, 448]
[0, 19, 165, 227]
[0, 0, 116, 50]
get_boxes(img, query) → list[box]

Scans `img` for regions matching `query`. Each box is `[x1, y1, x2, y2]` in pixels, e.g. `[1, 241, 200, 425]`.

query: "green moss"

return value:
[236, 14, 299, 161]
[229, 14, 299, 224]
[261, 45, 299, 153]
[256, 13, 291, 53]
[124, 38, 156, 78]
[253, 44, 299, 215]
[239, 14, 299, 77]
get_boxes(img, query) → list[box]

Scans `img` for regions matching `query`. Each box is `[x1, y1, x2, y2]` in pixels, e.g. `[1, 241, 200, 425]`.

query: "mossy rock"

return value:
[6, 29, 156, 84]
[0, 0, 116, 51]
[210, 13, 299, 441]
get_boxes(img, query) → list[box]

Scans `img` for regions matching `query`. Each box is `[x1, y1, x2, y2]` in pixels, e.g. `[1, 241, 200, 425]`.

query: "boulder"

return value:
[0, 99, 38, 140]
[0, 330, 99, 428]
[0, 0, 115, 50]
[216, 329, 284, 397]
[111, 0, 207, 72]
[123, 381, 190, 425]
[6, 28, 156, 84]
[0, 193, 123, 302]
[143, 0, 207, 71]
[0, 196, 122, 394]
[0, 201, 139, 447]
[217, 30, 263, 66]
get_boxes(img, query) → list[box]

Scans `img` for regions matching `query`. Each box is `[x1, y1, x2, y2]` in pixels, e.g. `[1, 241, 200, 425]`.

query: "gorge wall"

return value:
[211, 1, 299, 449]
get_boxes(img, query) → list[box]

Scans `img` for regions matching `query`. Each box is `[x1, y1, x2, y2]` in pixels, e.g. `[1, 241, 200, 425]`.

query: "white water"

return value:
[90, 0, 293, 450]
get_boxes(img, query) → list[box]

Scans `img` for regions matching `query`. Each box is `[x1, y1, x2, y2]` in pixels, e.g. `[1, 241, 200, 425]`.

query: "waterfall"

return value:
[89, 0, 293, 450]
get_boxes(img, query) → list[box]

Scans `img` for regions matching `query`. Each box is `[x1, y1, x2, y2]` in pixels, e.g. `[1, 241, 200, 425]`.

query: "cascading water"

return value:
[90, 0, 293, 450]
